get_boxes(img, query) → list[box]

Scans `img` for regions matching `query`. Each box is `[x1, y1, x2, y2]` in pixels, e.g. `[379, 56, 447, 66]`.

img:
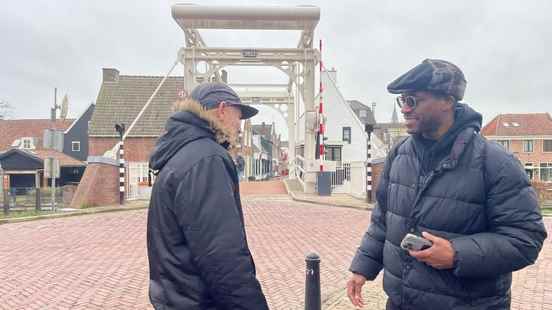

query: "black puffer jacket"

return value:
[350, 104, 547, 309]
[147, 111, 268, 310]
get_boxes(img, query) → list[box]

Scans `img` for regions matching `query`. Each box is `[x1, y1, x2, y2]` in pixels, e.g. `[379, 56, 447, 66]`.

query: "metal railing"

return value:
[295, 155, 305, 178]
[1, 187, 65, 214]
[329, 163, 351, 188]
[127, 184, 152, 201]
[293, 155, 306, 189]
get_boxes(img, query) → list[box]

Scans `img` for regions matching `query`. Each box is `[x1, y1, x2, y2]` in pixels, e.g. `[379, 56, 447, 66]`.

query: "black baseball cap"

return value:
[190, 82, 258, 119]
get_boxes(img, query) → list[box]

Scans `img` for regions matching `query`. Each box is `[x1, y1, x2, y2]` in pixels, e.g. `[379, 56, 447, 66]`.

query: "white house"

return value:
[250, 134, 272, 180]
[294, 69, 387, 199]
[240, 122, 275, 181]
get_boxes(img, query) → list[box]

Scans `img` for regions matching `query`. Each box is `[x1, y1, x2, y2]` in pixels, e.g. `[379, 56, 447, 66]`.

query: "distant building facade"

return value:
[482, 113, 552, 182]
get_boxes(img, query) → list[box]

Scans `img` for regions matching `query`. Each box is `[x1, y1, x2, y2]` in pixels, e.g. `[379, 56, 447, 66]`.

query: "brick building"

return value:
[481, 113, 552, 182]
[88, 68, 184, 199]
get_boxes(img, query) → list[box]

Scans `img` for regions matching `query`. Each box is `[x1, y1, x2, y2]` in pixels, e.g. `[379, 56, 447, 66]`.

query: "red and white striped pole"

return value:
[319, 39, 325, 172]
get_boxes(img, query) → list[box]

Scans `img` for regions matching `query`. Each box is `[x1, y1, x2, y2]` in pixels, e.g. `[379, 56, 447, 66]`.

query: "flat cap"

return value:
[387, 59, 467, 100]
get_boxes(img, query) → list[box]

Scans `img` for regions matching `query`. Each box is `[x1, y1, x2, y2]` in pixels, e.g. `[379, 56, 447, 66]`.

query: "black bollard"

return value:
[305, 253, 321, 310]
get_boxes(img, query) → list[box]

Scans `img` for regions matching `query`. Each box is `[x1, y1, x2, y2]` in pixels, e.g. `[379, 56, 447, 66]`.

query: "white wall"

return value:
[349, 161, 367, 199]
[320, 71, 368, 163]
[294, 70, 387, 164]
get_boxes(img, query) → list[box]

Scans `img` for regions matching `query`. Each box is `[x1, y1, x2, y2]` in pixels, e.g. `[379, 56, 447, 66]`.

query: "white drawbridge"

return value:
[172, 4, 322, 193]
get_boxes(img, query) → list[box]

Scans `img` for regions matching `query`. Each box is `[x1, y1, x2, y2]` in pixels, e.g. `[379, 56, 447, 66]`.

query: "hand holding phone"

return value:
[400, 233, 433, 251]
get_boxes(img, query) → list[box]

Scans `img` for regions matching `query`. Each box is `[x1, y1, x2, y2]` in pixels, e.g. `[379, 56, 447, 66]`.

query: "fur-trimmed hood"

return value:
[149, 99, 237, 172]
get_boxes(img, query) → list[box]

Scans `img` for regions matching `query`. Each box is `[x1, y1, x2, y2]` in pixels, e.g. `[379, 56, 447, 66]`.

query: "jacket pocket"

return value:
[463, 275, 505, 299]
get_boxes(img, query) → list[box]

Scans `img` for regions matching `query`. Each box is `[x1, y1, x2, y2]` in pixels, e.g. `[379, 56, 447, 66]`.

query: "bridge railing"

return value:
[295, 155, 306, 188]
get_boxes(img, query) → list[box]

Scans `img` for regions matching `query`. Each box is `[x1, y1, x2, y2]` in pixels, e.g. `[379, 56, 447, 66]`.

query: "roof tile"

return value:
[89, 75, 185, 137]
[481, 113, 552, 137]
[0, 119, 74, 152]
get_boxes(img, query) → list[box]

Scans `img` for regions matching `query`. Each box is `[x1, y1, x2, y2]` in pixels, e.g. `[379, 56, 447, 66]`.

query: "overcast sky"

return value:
[2, 0, 551, 139]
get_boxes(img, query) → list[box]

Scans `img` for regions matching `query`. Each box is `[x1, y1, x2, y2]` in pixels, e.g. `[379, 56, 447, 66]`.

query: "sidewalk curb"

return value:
[283, 179, 373, 211]
[0, 204, 148, 225]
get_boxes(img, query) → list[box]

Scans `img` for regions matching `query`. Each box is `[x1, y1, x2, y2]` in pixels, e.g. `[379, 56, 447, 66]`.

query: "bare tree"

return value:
[0, 100, 14, 120]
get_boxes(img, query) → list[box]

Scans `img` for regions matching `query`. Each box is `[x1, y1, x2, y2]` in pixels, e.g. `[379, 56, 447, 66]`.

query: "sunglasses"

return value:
[396, 95, 419, 110]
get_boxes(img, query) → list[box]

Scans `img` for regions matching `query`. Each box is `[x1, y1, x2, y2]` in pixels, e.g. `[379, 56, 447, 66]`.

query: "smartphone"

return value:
[400, 233, 433, 251]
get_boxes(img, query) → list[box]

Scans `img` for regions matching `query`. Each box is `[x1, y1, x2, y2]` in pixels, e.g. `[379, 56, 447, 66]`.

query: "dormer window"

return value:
[21, 137, 35, 150]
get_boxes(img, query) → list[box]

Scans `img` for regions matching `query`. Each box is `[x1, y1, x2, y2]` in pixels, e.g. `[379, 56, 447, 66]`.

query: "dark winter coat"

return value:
[147, 111, 268, 310]
[350, 104, 547, 309]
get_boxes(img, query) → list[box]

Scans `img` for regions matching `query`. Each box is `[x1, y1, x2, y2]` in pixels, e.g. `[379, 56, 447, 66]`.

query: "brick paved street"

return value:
[239, 180, 288, 196]
[0, 196, 550, 309]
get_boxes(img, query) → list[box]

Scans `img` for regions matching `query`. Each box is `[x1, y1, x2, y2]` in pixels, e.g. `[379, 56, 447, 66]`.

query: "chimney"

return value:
[102, 68, 120, 83]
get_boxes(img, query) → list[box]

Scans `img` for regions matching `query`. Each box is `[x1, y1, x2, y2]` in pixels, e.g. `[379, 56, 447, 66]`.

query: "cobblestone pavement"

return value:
[245, 196, 371, 309]
[0, 196, 550, 309]
[239, 180, 288, 196]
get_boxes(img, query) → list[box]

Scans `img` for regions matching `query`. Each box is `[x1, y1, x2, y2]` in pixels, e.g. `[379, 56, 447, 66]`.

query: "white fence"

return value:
[294, 155, 305, 188]
[329, 163, 351, 188]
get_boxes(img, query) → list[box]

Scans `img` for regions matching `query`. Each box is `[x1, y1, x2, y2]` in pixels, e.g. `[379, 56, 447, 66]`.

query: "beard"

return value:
[406, 114, 441, 138]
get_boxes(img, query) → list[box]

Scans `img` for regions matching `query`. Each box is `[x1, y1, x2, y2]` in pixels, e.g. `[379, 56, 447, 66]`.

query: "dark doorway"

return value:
[10, 174, 36, 188]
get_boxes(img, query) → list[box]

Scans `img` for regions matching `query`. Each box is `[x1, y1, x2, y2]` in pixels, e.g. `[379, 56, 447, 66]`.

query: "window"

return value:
[22, 137, 33, 149]
[544, 140, 552, 152]
[342, 127, 351, 144]
[497, 140, 510, 151]
[541, 163, 552, 182]
[72, 141, 81, 152]
[522, 140, 533, 153]
[359, 110, 367, 118]
[325, 145, 342, 162]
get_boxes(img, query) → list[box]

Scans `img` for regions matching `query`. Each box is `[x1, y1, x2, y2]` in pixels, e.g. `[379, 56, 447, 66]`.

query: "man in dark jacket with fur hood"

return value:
[347, 59, 547, 309]
[147, 83, 268, 310]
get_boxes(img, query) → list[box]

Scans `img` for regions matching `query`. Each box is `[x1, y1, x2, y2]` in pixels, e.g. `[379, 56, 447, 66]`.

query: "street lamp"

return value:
[115, 123, 125, 140]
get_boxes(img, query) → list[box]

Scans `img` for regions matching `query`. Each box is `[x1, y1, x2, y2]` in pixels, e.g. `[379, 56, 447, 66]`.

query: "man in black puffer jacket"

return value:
[147, 83, 268, 310]
[347, 59, 547, 310]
